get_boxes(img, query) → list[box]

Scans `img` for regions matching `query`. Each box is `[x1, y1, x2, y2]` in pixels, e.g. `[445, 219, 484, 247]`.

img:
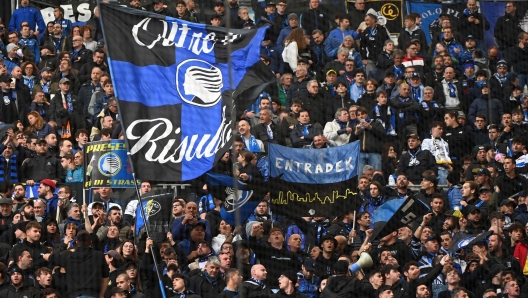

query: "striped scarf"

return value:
[0, 155, 18, 182]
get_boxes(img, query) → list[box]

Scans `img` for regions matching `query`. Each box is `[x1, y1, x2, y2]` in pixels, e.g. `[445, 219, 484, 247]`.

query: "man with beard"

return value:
[36, 179, 60, 220]
[11, 184, 27, 212]
[188, 241, 216, 271]
[12, 249, 37, 288]
[442, 212, 461, 235]
[488, 234, 521, 277]
[20, 202, 36, 221]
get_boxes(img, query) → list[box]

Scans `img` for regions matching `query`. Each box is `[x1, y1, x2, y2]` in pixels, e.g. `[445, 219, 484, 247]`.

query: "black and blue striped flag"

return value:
[99, 3, 275, 182]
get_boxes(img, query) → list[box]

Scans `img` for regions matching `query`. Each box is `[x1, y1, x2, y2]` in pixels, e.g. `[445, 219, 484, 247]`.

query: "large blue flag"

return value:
[269, 142, 360, 184]
[99, 3, 275, 182]
[206, 172, 268, 227]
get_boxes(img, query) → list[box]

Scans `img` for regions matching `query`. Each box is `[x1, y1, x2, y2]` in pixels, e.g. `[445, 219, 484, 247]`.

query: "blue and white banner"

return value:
[269, 141, 359, 184]
[83, 140, 136, 188]
[407, 2, 465, 44]
[100, 3, 275, 182]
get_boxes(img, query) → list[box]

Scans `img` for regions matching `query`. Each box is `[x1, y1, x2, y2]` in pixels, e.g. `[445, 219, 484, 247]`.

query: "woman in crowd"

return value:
[81, 25, 97, 52]
[25, 111, 54, 139]
[21, 61, 39, 93]
[282, 28, 308, 74]
[66, 151, 84, 183]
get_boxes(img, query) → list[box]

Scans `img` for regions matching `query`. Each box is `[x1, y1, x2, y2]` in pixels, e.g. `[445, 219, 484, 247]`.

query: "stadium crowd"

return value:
[1, 0, 528, 298]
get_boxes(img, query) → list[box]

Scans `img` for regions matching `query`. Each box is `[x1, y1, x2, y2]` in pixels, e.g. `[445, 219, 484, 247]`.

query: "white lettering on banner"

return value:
[274, 157, 354, 175]
[131, 17, 240, 54]
[41, 4, 94, 25]
[126, 106, 232, 164]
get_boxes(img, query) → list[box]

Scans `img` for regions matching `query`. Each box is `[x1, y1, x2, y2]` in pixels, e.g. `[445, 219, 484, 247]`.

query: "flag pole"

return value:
[96, 2, 167, 297]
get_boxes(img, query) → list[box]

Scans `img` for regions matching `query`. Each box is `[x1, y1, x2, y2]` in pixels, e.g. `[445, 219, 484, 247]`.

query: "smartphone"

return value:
[11, 78, 16, 86]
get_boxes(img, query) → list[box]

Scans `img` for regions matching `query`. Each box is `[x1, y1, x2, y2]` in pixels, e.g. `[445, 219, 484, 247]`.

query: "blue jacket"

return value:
[55, 19, 73, 36]
[4, 58, 21, 74]
[328, 28, 359, 44]
[312, 36, 341, 60]
[9, 6, 46, 32]
[447, 185, 463, 210]
[298, 275, 320, 298]
[171, 217, 212, 243]
[458, 48, 475, 65]
[18, 37, 40, 63]
[66, 167, 84, 183]
[467, 96, 504, 125]
[276, 26, 297, 53]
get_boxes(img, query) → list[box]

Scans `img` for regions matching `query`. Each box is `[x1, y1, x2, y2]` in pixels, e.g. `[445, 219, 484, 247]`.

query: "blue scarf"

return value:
[410, 86, 422, 103]
[494, 73, 507, 87]
[476, 80, 485, 88]
[198, 252, 215, 263]
[394, 66, 404, 80]
[65, 216, 81, 226]
[23, 76, 35, 92]
[66, 93, 73, 112]
[242, 135, 261, 153]
[71, 48, 81, 62]
[249, 277, 264, 286]
[336, 119, 347, 130]
[447, 82, 457, 97]
[53, 35, 63, 54]
[41, 80, 51, 94]
[374, 105, 396, 135]
[302, 125, 309, 136]
[203, 270, 218, 286]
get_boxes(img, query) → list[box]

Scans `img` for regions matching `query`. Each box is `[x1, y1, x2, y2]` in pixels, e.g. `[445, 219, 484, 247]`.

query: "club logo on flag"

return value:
[176, 59, 223, 107]
[98, 152, 122, 176]
[144, 199, 162, 218]
[223, 185, 254, 213]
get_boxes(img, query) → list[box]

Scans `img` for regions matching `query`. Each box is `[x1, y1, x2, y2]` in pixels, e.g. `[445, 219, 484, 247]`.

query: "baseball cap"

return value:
[214, 1, 224, 6]
[303, 258, 317, 271]
[40, 66, 51, 73]
[411, 72, 420, 78]
[466, 35, 475, 41]
[59, 78, 70, 84]
[457, 111, 466, 119]
[497, 60, 507, 68]
[476, 168, 490, 176]
[326, 69, 337, 76]
[288, 13, 298, 20]
[40, 44, 55, 53]
[266, 1, 276, 6]
[479, 186, 492, 193]
[467, 205, 481, 214]
[500, 199, 516, 207]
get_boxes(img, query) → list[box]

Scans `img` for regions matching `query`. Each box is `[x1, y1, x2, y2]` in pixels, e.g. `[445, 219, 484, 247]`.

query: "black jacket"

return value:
[189, 272, 226, 298]
[20, 153, 66, 182]
[321, 275, 357, 298]
[398, 27, 428, 53]
[239, 279, 272, 298]
[326, 93, 355, 123]
[360, 24, 390, 61]
[460, 10, 490, 40]
[290, 123, 321, 148]
[443, 125, 475, 161]
[48, 91, 83, 122]
[248, 236, 300, 288]
[350, 119, 385, 153]
[396, 148, 438, 185]
[494, 12, 524, 49]
[70, 46, 93, 71]
[49, 245, 109, 298]
[298, 92, 326, 126]
[79, 61, 108, 85]
[0, 285, 38, 298]
[253, 121, 284, 148]
[9, 240, 49, 271]
[300, 8, 330, 37]
[272, 290, 307, 298]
